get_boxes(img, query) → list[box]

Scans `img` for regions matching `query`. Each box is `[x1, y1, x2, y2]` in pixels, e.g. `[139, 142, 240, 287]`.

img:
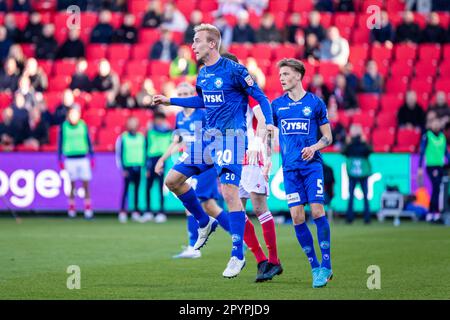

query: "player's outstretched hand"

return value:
[262, 161, 272, 182]
[301, 146, 316, 161]
[154, 159, 165, 176]
[152, 95, 170, 106]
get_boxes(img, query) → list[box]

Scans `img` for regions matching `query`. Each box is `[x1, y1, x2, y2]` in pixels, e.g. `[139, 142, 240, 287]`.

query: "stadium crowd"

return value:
[0, 0, 449, 154]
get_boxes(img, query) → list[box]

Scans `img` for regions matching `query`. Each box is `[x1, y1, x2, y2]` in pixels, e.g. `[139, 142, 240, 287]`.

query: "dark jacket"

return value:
[57, 39, 86, 59]
[421, 24, 447, 44]
[35, 35, 58, 60]
[90, 23, 114, 44]
[397, 104, 425, 129]
[150, 41, 178, 60]
[70, 73, 91, 92]
[23, 22, 43, 43]
[113, 24, 138, 44]
[304, 25, 326, 42]
[232, 24, 256, 43]
[142, 10, 161, 28]
[395, 22, 421, 43]
[255, 25, 282, 43]
[371, 24, 394, 43]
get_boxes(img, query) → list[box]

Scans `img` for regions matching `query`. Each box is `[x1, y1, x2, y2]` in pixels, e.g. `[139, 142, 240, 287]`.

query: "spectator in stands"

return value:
[428, 91, 450, 125]
[70, 59, 91, 93]
[11, 92, 30, 144]
[308, 74, 331, 105]
[232, 10, 256, 43]
[0, 0, 7, 12]
[0, 57, 20, 93]
[136, 78, 157, 110]
[92, 59, 119, 107]
[103, 0, 127, 12]
[169, 46, 197, 78]
[0, 108, 15, 150]
[304, 11, 326, 42]
[320, 26, 350, 67]
[397, 90, 426, 130]
[23, 11, 43, 44]
[24, 107, 49, 149]
[160, 1, 188, 33]
[245, 0, 269, 16]
[90, 10, 114, 44]
[184, 10, 203, 44]
[213, 14, 233, 51]
[58, 0, 88, 11]
[35, 24, 58, 60]
[370, 11, 394, 46]
[8, 44, 26, 73]
[285, 13, 303, 44]
[150, 28, 178, 61]
[327, 96, 347, 150]
[246, 57, 266, 89]
[0, 26, 12, 63]
[421, 12, 446, 44]
[114, 13, 138, 44]
[342, 62, 359, 92]
[142, 0, 162, 29]
[336, 0, 355, 11]
[217, 0, 245, 17]
[111, 81, 137, 109]
[4, 13, 21, 43]
[16, 76, 37, 111]
[255, 12, 282, 43]
[361, 60, 383, 94]
[343, 124, 373, 224]
[53, 89, 80, 126]
[433, 0, 450, 11]
[332, 74, 357, 111]
[13, 0, 31, 11]
[315, 0, 334, 12]
[57, 29, 86, 59]
[406, 0, 432, 12]
[395, 11, 421, 43]
[303, 33, 321, 62]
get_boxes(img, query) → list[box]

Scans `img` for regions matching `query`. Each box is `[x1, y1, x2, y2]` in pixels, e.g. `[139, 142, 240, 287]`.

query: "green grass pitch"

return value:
[1, 216, 450, 300]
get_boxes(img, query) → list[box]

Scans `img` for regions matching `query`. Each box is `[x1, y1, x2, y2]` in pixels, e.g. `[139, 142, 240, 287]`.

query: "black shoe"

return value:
[255, 260, 268, 282]
[261, 262, 283, 282]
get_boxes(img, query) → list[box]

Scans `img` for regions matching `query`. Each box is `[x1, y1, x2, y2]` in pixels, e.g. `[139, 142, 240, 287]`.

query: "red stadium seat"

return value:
[97, 127, 122, 151]
[336, 110, 352, 128]
[228, 43, 250, 61]
[360, 0, 384, 12]
[110, 12, 124, 29]
[104, 109, 131, 127]
[108, 44, 131, 61]
[198, 0, 218, 13]
[410, 77, 433, 96]
[334, 13, 356, 29]
[416, 92, 430, 109]
[48, 126, 60, 145]
[20, 44, 35, 58]
[43, 92, 63, 113]
[438, 12, 450, 28]
[86, 44, 107, 60]
[175, 0, 196, 19]
[129, 0, 148, 16]
[352, 111, 375, 128]
[413, 13, 427, 29]
[131, 44, 151, 60]
[37, 59, 53, 76]
[131, 109, 154, 128]
[273, 44, 299, 62]
[380, 93, 404, 111]
[12, 12, 29, 30]
[442, 44, 450, 59]
[110, 60, 125, 76]
[125, 60, 148, 78]
[395, 128, 421, 152]
[53, 60, 77, 77]
[414, 60, 438, 78]
[375, 112, 397, 130]
[371, 128, 395, 152]
[351, 28, 370, 44]
[388, 12, 403, 27]
[40, 144, 58, 152]
[434, 78, 450, 93]
[394, 43, 418, 62]
[139, 28, 161, 45]
[14, 144, 39, 152]
[390, 60, 414, 77]
[80, 12, 99, 29]
[0, 92, 12, 108]
[265, 75, 283, 93]
[385, 76, 409, 94]
[439, 61, 450, 78]
[251, 44, 273, 61]
[83, 108, 106, 128]
[268, 0, 289, 12]
[319, 13, 333, 28]
[349, 44, 369, 65]
[370, 43, 393, 65]
[148, 60, 170, 76]
[88, 92, 107, 109]
[357, 93, 380, 112]
[47, 76, 71, 92]
[291, 0, 314, 12]
[386, 0, 405, 13]
[318, 61, 341, 78]
[418, 44, 441, 62]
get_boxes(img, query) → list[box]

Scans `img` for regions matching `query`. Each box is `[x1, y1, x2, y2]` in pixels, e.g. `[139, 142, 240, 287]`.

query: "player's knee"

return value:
[292, 215, 306, 225]
[164, 176, 179, 191]
[311, 207, 325, 219]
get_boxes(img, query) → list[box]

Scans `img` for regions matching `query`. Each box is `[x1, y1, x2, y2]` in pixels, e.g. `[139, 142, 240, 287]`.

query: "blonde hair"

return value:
[194, 23, 221, 50]
[278, 58, 306, 79]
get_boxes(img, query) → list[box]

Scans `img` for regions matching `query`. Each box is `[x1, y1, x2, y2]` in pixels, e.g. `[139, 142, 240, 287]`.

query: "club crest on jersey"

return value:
[202, 90, 225, 107]
[280, 118, 310, 135]
[302, 106, 312, 117]
[244, 75, 254, 86]
[214, 77, 223, 88]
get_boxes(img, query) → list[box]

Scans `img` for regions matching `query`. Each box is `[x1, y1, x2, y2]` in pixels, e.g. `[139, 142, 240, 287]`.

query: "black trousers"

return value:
[346, 176, 371, 223]
[426, 166, 444, 213]
[146, 156, 165, 213]
[121, 167, 142, 212]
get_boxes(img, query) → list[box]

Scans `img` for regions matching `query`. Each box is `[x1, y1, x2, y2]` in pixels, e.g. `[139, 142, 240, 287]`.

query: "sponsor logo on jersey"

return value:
[280, 118, 310, 135]
[202, 90, 225, 107]
[278, 107, 290, 111]
[287, 192, 300, 204]
[245, 75, 254, 86]
[302, 106, 312, 117]
[214, 77, 223, 89]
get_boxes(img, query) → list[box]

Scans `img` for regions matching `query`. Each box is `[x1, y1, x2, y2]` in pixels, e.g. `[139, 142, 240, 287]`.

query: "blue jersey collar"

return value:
[286, 91, 309, 103]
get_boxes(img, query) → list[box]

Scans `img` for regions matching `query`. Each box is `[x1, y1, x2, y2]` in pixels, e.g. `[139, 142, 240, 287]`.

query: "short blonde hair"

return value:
[278, 58, 306, 79]
[194, 23, 221, 50]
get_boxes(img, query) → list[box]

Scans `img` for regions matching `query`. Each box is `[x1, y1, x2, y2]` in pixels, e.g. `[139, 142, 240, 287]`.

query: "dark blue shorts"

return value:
[283, 162, 325, 207]
[190, 167, 219, 202]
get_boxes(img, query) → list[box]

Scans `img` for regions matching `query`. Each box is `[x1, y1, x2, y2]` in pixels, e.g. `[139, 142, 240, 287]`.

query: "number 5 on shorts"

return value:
[317, 179, 323, 194]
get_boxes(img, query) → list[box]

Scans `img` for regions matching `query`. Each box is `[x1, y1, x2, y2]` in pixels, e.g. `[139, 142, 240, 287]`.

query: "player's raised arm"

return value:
[153, 92, 205, 109]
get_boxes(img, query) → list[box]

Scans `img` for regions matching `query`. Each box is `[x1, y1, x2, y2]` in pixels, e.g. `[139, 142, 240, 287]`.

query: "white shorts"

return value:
[64, 157, 92, 181]
[239, 165, 269, 199]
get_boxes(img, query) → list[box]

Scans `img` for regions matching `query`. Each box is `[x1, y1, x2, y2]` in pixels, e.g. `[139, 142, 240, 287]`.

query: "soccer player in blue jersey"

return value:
[154, 82, 231, 259]
[271, 58, 333, 288]
[153, 24, 274, 278]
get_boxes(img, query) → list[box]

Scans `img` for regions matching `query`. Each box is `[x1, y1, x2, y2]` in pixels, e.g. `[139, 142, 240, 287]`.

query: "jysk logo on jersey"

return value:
[214, 77, 223, 88]
[202, 90, 225, 107]
[280, 118, 310, 135]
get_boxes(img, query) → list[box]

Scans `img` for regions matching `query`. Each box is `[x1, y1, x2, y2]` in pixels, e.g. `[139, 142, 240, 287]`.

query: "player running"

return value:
[154, 82, 232, 259]
[153, 24, 274, 278]
[271, 58, 333, 288]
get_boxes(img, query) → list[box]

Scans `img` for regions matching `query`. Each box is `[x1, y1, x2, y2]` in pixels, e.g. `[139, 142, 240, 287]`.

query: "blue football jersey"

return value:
[196, 57, 268, 133]
[272, 92, 329, 171]
[174, 109, 206, 147]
